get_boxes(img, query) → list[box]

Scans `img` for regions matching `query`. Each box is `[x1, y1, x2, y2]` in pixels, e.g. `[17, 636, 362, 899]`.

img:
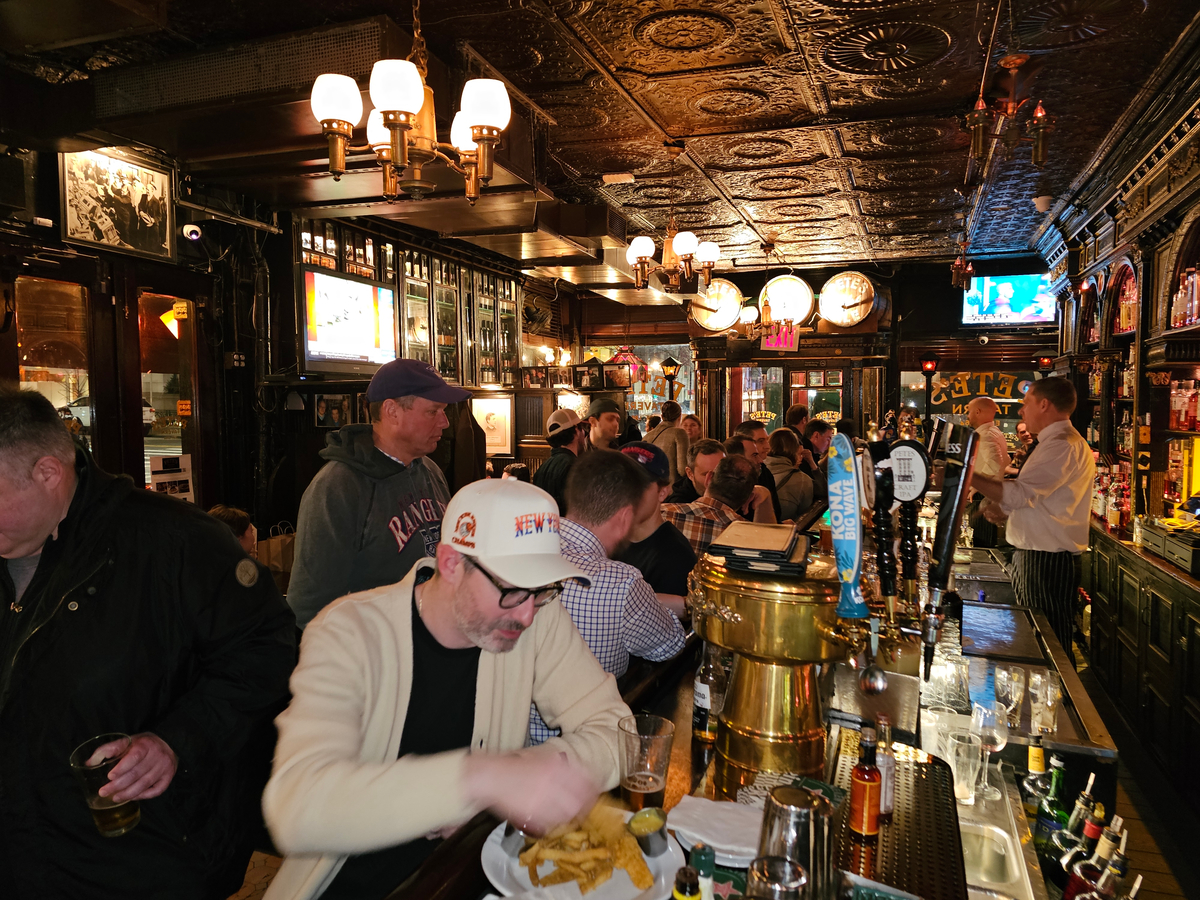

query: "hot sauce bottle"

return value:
[849, 727, 882, 837]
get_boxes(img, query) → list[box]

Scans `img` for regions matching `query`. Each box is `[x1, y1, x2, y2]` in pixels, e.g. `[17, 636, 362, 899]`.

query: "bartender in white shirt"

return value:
[965, 397, 1011, 548]
[970, 377, 1096, 665]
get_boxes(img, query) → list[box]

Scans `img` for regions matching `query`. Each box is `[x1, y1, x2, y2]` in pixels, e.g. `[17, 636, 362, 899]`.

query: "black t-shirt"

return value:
[321, 593, 481, 900]
[616, 521, 697, 596]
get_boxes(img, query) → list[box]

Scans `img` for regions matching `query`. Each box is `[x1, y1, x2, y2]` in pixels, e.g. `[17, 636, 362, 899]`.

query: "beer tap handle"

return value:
[925, 417, 947, 458]
[868, 441, 898, 619]
[885, 440, 932, 611]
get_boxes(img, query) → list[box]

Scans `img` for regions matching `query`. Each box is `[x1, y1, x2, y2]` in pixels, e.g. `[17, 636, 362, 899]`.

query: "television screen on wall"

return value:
[301, 267, 397, 375]
[962, 274, 1057, 326]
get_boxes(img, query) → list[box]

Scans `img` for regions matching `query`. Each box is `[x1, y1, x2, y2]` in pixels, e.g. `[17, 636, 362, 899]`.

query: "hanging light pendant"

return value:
[310, 74, 363, 180]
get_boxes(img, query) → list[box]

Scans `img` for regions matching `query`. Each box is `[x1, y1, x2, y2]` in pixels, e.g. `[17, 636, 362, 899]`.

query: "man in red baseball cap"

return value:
[289, 360, 471, 629]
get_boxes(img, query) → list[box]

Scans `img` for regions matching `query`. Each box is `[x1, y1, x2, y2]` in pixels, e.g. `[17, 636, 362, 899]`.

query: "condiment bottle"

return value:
[849, 727, 881, 837]
[673, 865, 700, 899]
[691, 843, 715, 900]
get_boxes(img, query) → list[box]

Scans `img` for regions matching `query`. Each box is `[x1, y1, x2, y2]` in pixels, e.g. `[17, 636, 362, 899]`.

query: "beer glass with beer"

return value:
[69, 733, 141, 837]
[618, 714, 674, 811]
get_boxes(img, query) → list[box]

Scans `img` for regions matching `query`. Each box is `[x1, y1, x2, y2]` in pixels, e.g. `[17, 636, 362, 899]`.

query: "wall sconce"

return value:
[625, 229, 722, 293]
[310, 73, 364, 180]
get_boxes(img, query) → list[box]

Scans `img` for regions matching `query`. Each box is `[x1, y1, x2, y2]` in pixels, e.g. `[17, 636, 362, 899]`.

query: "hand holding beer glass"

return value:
[618, 714, 674, 811]
[70, 734, 142, 837]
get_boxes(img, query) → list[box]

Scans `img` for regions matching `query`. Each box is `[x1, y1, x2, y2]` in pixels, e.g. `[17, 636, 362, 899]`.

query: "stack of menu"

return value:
[707, 521, 807, 576]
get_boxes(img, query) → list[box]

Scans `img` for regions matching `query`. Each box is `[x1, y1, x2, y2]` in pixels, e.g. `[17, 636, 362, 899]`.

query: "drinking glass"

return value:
[618, 715, 674, 812]
[971, 701, 1008, 802]
[995, 664, 1026, 728]
[946, 656, 972, 710]
[69, 733, 141, 837]
[1029, 669, 1061, 734]
[744, 856, 808, 900]
[924, 705, 957, 757]
[948, 730, 982, 806]
[757, 786, 832, 900]
[1038, 674, 1063, 735]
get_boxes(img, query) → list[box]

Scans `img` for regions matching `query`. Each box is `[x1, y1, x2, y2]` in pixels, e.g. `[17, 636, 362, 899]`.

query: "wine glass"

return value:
[995, 665, 1026, 728]
[971, 701, 1007, 802]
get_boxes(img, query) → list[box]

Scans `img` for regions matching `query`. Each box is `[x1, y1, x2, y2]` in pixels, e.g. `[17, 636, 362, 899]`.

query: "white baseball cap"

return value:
[440, 479, 590, 588]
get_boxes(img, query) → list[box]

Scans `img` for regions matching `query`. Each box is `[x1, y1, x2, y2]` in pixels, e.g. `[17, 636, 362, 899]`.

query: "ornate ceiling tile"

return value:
[683, 128, 832, 170]
[837, 118, 968, 158]
[441, 10, 594, 90]
[571, 0, 791, 76]
[856, 190, 965, 215]
[1014, 0, 1148, 50]
[850, 155, 966, 189]
[536, 84, 654, 144]
[632, 69, 819, 134]
[818, 20, 953, 76]
[862, 212, 958, 234]
[550, 138, 673, 177]
[600, 170, 717, 208]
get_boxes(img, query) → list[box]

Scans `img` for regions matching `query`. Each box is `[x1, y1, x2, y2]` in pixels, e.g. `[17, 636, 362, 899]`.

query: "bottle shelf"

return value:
[1163, 430, 1200, 439]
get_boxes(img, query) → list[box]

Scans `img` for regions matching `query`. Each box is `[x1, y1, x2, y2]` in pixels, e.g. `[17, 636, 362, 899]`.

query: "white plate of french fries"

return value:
[481, 802, 685, 899]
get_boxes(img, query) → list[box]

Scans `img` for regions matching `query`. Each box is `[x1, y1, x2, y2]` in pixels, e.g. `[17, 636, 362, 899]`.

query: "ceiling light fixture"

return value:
[950, 240, 975, 289]
[310, 0, 511, 204]
[625, 145, 722, 292]
[966, 0, 1055, 171]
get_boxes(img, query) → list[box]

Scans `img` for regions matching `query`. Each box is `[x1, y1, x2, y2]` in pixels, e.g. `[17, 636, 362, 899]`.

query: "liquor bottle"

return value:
[672, 866, 700, 899]
[876, 714, 896, 821]
[1034, 755, 1069, 854]
[1021, 736, 1051, 818]
[1055, 804, 1106, 889]
[691, 843, 716, 900]
[1062, 817, 1125, 900]
[1096, 831, 1131, 899]
[692, 642, 726, 743]
[849, 728, 881, 837]
[1043, 771, 1096, 882]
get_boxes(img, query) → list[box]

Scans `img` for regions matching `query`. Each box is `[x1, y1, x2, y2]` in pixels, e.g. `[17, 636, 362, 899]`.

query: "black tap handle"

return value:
[927, 423, 979, 594]
[926, 418, 947, 457]
[868, 441, 897, 601]
[899, 501, 919, 582]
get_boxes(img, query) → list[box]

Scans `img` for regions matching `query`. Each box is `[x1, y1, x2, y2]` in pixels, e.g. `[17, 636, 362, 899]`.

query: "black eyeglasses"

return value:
[465, 558, 564, 609]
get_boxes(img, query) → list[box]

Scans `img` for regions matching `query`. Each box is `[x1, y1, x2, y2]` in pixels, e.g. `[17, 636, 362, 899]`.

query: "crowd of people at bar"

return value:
[0, 360, 1093, 899]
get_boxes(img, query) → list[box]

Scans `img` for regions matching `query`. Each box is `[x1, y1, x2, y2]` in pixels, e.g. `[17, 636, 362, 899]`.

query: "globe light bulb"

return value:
[627, 235, 656, 262]
[739, 304, 760, 324]
[310, 73, 363, 125]
[671, 230, 699, 258]
[450, 111, 478, 152]
[369, 59, 425, 115]
[366, 109, 389, 150]
[460, 78, 512, 130]
[696, 241, 721, 264]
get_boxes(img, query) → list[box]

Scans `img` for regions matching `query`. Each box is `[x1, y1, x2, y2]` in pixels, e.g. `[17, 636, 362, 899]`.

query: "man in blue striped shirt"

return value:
[529, 450, 687, 745]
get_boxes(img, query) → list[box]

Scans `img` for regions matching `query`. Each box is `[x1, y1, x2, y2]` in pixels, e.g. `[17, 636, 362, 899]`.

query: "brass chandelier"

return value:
[309, 0, 511, 204]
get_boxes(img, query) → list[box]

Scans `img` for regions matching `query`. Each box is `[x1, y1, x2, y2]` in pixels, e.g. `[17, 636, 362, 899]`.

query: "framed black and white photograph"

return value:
[60, 149, 175, 262]
[574, 358, 603, 390]
[472, 396, 514, 456]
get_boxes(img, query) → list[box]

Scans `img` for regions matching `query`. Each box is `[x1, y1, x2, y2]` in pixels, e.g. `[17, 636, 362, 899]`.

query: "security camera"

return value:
[978, 335, 989, 345]
[181, 224, 202, 242]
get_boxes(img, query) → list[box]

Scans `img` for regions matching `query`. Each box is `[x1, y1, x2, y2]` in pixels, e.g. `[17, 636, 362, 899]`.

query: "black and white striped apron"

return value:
[1011, 548, 1081, 666]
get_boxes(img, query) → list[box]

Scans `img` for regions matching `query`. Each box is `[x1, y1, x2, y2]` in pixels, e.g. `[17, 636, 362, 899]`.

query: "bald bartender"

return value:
[971, 377, 1095, 665]
[966, 397, 1011, 548]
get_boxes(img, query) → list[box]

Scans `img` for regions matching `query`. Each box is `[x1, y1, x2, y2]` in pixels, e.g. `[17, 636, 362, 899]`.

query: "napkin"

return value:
[484, 883, 583, 900]
[667, 795, 762, 861]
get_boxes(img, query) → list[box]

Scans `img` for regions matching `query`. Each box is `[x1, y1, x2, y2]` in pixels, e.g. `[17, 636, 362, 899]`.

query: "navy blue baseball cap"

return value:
[366, 359, 472, 404]
[621, 441, 671, 484]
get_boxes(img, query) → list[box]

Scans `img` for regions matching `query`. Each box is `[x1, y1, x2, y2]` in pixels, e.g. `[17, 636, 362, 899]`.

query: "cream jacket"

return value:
[262, 561, 631, 900]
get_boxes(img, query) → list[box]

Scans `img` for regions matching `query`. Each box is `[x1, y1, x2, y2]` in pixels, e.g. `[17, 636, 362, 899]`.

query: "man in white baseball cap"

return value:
[262, 479, 631, 900]
[531, 407, 587, 513]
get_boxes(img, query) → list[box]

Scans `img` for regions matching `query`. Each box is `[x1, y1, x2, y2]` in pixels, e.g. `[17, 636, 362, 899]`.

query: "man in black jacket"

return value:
[0, 387, 296, 900]
[531, 408, 587, 513]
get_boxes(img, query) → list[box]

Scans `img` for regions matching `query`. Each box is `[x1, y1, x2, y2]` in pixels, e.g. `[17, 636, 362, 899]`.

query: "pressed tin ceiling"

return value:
[3, 0, 1199, 270]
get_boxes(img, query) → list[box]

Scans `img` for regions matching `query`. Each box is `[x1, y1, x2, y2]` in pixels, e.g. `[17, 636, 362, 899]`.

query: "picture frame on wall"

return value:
[60, 149, 175, 262]
[602, 363, 632, 390]
[552, 366, 574, 388]
[356, 392, 370, 423]
[807, 370, 825, 387]
[472, 396, 514, 456]
[314, 393, 352, 428]
[574, 358, 603, 390]
[522, 366, 549, 389]
[826, 371, 843, 387]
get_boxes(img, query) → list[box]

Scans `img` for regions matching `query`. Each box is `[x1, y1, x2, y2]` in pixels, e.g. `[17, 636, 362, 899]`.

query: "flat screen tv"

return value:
[301, 267, 397, 375]
[962, 273, 1057, 326]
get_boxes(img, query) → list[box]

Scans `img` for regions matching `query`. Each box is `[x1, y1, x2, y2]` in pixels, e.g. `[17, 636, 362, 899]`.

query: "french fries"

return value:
[516, 802, 655, 894]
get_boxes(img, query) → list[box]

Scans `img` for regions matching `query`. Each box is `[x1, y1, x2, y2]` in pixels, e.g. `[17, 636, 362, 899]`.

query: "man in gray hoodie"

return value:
[288, 360, 471, 629]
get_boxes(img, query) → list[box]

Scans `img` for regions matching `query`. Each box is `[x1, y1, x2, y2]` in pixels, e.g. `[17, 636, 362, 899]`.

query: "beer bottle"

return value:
[692, 642, 726, 743]
[1034, 755, 1069, 855]
[673, 866, 700, 899]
